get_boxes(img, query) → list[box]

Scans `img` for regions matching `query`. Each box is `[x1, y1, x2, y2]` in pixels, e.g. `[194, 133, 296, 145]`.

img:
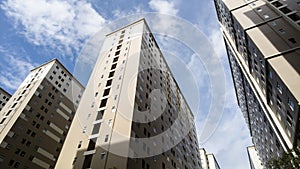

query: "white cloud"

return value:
[1, 0, 106, 59]
[200, 104, 252, 169]
[112, 5, 145, 18]
[149, 0, 178, 16]
[0, 46, 38, 90]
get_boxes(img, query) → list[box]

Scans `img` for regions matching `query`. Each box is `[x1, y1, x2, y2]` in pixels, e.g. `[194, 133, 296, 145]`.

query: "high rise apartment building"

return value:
[0, 88, 11, 112]
[199, 148, 221, 169]
[247, 145, 263, 169]
[56, 19, 202, 169]
[0, 59, 84, 169]
[214, 0, 300, 166]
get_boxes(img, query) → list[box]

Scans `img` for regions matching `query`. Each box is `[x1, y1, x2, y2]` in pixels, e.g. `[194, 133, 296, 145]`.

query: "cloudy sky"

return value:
[0, 0, 253, 168]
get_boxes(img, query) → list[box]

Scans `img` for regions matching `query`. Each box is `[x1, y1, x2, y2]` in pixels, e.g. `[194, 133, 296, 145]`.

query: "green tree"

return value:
[267, 148, 300, 169]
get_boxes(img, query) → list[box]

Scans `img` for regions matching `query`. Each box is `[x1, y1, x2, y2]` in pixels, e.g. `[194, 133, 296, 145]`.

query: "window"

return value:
[115, 50, 120, 56]
[257, 7, 262, 12]
[279, 7, 291, 14]
[277, 82, 282, 94]
[99, 98, 108, 108]
[78, 141, 82, 148]
[92, 123, 101, 134]
[106, 79, 112, 87]
[8, 160, 14, 166]
[12, 103, 17, 108]
[111, 63, 117, 70]
[108, 71, 115, 78]
[288, 38, 297, 44]
[72, 157, 77, 165]
[108, 119, 112, 127]
[263, 14, 269, 19]
[100, 152, 106, 159]
[279, 28, 285, 34]
[117, 45, 122, 50]
[113, 57, 119, 62]
[82, 155, 92, 168]
[25, 141, 31, 147]
[20, 151, 26, 157]
[103, 88, 110, 97]
[288, 98, 295, 111]
[277, 96, 282, 109]
[82, 126, 87, 133]
[104, 135, 109, 142]
[288, 13, 300, 22]
[142, 159, 145, 169]
[287, 110, 293, 122]
[15, 148, 21, 155]
[96, 110, 104, 120]
[0, 154, 5, 163]
[0, 118, 6, 124]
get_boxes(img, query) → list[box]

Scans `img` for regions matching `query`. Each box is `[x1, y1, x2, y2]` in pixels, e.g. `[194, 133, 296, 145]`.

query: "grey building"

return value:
[214, 0, 300, 167]
[0, 88, 11, 112]
[0, 59, 84, 169]
[56, 19, 202, 169]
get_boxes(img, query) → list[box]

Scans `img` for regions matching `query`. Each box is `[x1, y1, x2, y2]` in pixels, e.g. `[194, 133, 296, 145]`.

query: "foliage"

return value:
[267, 148, 300, 169]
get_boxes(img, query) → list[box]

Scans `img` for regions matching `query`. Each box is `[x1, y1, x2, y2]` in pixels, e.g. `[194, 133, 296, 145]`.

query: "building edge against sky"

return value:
[247, 146, 263, 169]
[199, 148, 221, 169]
[0, 88, 11, 112]
[214, 0, 300, 167]
[0, 59, 84, 169]
[55, 18, 205, 169]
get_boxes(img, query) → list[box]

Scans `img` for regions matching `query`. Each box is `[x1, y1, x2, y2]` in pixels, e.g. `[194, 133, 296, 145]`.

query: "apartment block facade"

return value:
[0, 88, 11, 112]
[0, 59, 84, 169]
[247, 145, 263, 169]
[56, 19, 202, 169]
[199, 148, 221, 169]
[214, 0, 300, 166]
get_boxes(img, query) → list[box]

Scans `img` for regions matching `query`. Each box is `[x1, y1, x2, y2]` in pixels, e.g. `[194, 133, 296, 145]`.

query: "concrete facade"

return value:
[247, 146, 263, 169]
[0, 59, 84, 169]
[199, 148, 220, 169]
[0, 88, 11, 112]
[56, 19, 202, 169]
[214, 0, 300, 167]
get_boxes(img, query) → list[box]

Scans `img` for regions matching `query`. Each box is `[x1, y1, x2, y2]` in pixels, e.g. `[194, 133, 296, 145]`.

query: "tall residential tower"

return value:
[0, 59, 84, 169]
[214, 0, 300, 166]
[56, 19, 202, 169]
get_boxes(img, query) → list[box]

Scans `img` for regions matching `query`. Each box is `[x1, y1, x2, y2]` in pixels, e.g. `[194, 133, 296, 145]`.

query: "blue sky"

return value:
[0, 0, 252, 168]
